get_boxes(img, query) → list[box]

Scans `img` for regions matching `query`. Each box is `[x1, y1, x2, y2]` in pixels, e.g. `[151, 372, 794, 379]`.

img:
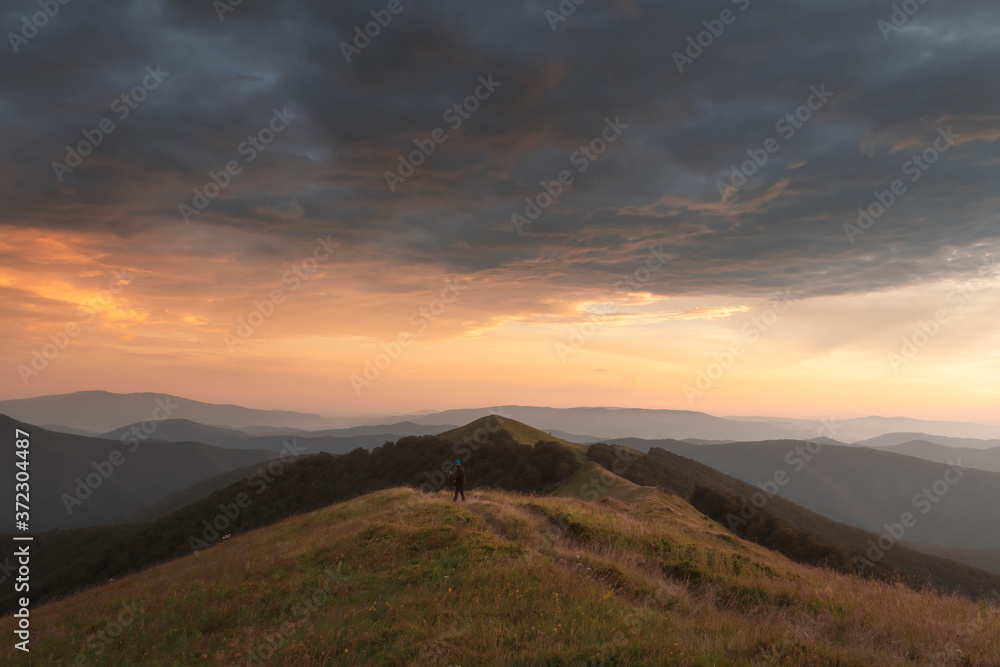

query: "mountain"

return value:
[99, 418, 456, 448]
[289, 421, 456, 438]
[121, 460, 277, 523]
[0, 415, 281, 531]
[729, 415, 1000, 443]
[874, 440, 1000, 475]
[906, 543, 1000, 576]
[0, 391, 334, 433]
[390, 406, 816, 441]
[0, 417, 584, 616]
[599, 438, 1000, 550]
[400, 407, 1000, 443]
[859, 431, 1000, 450]
[838, 416, 1000, 441]
[8, 416, 1000, 621]
[36, 424, 102, 436]
[4, 486, 999, 665]
[98, 418, 257, 446]
[436, 415, 586, 453]
[97, 418, 420, 456]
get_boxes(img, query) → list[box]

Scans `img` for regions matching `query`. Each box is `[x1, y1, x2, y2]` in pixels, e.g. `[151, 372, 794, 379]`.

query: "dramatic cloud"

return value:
[1, 0, 998, 419]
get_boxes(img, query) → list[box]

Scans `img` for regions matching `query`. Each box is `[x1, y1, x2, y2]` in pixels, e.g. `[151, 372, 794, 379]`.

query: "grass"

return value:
[436, 415, 590, 460]
[2, 485, 999, 665]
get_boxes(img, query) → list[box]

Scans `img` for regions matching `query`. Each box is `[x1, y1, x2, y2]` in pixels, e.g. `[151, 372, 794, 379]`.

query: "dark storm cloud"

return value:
[2, 0, 998, 298]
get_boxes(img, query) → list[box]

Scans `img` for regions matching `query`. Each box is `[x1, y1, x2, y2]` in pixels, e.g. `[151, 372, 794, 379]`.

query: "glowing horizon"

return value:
[2, 2, 999, 425]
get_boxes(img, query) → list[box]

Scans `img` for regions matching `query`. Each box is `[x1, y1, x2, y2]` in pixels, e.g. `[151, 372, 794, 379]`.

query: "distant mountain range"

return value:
[384, 406, 819, 441]
[599, 437, 1000, 550]
[5, 392, 1000, 444]
[8, 413, 1000, 624]
[371, 408, 1000, 443]
[0, 390, 336, 433]
[729, 415, 1000, 443]
[0, 415, 280, 531]
[859, 431, 1000, 449]
[98, 418, 448, 455]
[870, 440, 1000, 474]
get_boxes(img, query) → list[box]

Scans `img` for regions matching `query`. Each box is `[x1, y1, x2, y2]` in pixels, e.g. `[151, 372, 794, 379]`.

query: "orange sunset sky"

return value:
[2, 0, 998, 423]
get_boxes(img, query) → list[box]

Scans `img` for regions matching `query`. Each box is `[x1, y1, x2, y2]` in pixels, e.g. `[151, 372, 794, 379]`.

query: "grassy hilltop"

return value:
[3, 472, 999, 666]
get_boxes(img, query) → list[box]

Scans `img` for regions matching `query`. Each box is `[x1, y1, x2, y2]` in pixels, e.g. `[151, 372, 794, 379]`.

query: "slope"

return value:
[598, 438, 1000, 550]
[98, 419, 456, 450]
[97, 418, 407, 456]
[730, 415, 1000, 442]
[587, 443, 1000, 597]
[876, 440, 1000, 474]
[436, 414, 588, 457]
[0, 415, 279, 531]
[10, 420, 1000, 618]
[860, 432, 1000, 450]
[0, 426, 582, 615]
[0, 391, 334, 433]
[399, 406, 814, 440]
[3, 487, 999, 666]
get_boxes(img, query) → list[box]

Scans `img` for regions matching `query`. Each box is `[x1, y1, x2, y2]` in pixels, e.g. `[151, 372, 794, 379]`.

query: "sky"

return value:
[1, 0, 998, 422]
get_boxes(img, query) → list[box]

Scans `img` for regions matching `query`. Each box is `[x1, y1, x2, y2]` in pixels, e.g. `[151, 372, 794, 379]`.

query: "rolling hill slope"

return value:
[860, 432, 1000, 450]
[874, 440, 1000, 474]
[98, 418, 432, 456]
[0, 391, 335, 433]
[8, 416, 1000, 622]
[98, 419, 456, 448]
[437, 415, 589, 457]
[730, 416, 1000, 443]
[0, 415, 280, 531]
[3, 486, 999, 666]
[0, 417, 583, 615]
[394, 406, 815, 441]
[587, 443, 1000, 596]
[598, 438, 1000, 550]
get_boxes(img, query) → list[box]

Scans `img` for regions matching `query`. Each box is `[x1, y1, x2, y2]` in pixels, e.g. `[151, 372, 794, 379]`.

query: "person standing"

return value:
[452, 460, 466, 501]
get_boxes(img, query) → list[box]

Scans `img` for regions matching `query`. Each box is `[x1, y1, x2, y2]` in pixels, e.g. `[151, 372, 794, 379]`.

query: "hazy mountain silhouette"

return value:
[99, 418, 441, 456]
[730, 415, 1000, 442]
[0, 391, 335, 433]
[871, 440, 1000, 474]
[600, 438, 1000, 550]
[0, 415, 280, 531]
[9, 392, 999, 443]
[860, 431, 1000, 450]
[8, 416, 1000, 621]
[388, 406, 815, 441]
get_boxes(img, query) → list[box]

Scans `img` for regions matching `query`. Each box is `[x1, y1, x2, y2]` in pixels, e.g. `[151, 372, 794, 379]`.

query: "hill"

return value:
[3, 486, 999, 665]
[397, 407, 1000, 442]
[121, 461, 278, 523]
[97, 418, 258, 447]
[586, 443, 1000, 597]
[729, 416, 1000, 443]
[0, 418, 581, 615]
[393, 406, 815, 441]
[437, 415, 588, 457]
[597, 438, 1000, 550]
[8, 415, 1000, 622]
[874, 440, 1000, 474]
[0, 391, 334, 433]
[860, 432, 1000, 450]
[0, 415, 281, 531]
[908, 543, 1000, 576]
[98, 418, 411, 456]
[99, 419, 456, 447]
